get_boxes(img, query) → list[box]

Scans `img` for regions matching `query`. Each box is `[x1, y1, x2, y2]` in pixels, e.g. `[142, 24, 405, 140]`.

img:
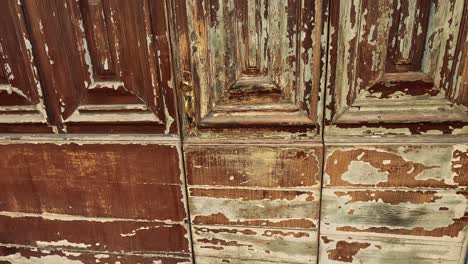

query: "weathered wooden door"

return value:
[173, 0, 468, 263]
[321, 1, 468, 263]
[0, 0, 191, 263]
[0, 0, 466, 264]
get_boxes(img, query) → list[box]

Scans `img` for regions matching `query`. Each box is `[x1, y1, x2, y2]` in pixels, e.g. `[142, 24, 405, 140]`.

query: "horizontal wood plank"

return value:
[186, 146, 322, 188]
[192, 225, 317, 264]
[324, 145, 467, 188]
[0, 245, 191, 264]
[0, 181, 185, 221]
[0, 143, 182, 184]
[321, 189, 468, 240]
[319, 234, 463, 264]
[0, 143, 186, 221]
[189, 188, 319, 228]
[0, 213, 190, 254]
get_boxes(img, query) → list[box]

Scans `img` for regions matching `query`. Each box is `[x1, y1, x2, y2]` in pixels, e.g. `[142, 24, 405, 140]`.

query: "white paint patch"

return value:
[36, 239, 91, 249]
[341, 161, 389, 185]
[0, 254, 84, 264]
[120, 226, 152, 237]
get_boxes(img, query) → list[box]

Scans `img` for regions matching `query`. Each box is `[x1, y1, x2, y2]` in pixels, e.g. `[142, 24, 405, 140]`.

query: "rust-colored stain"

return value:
[452, 146, 468, 185]
[327, 241, 371, 263]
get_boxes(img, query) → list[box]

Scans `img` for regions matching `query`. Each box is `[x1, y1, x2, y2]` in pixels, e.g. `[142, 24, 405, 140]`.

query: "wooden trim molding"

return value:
[325, 0, 468, 136]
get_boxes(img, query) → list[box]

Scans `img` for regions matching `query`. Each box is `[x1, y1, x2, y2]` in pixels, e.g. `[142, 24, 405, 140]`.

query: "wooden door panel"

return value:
[175, 0, 325, 137]
[319, 143, 468, 264]
[325, 0, 468, 136]
[186, 145, 322, 263]
[0, 142, 190, 260]
[22, 0, 177, 133]
[0, 0, 50, 132]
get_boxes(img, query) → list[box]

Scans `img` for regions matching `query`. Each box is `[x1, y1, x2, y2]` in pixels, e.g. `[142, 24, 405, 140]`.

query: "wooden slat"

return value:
[319, 234, 463, 264]
[321, 189, 468, 239]
[192, 225, 317, 264]
[0, 245, 191, 264]
[0, 143, 182, 184]
[186, 145, 322, 188]
[189, 188, 319, 228]
[324, 145, 468, 188]
[0, 143, 185, 221]
[0, 181, 185, 220]
[0, 213, 190, 254]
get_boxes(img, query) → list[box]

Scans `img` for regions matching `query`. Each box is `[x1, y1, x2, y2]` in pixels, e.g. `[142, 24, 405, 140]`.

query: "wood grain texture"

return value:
[193, 225, 317, 264]
[0, 143, 186, 220]
[22, 0, 178, 133]
[319, 234, 464, 264]
[0, 142, 190, 259]
[190, 188, 319, 229]
[321, 189, 467, 238]
[0, 245, 192, 264]
[0, 213, 190, 254]
[186, 145, 322, 188]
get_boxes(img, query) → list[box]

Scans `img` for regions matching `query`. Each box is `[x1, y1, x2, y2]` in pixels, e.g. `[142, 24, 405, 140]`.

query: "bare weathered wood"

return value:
[319, 234, 464, 264]
[186, 144, 322, 263]
[321, 143, 468, 264]
[186, 145, 322, 188]
[190, 188, 319, 228]
[193, 225, 317, 263]
[321, 189, 467, 238]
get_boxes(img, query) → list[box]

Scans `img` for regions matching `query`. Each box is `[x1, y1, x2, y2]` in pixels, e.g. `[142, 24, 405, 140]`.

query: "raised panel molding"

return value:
[325, 0, 468, 136]
[0, 0, 49, 132]
[175, 0, 325, 137]
[23, 0, 177, 133]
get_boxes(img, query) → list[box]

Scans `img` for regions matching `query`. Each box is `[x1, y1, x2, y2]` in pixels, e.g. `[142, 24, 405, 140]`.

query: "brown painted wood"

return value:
[0, 214, 190, 254]
[0, 143, 185, 220]
[0, 142, 190, 260]
[0, 0, 51, 132]
[0, 245, 192, 264]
